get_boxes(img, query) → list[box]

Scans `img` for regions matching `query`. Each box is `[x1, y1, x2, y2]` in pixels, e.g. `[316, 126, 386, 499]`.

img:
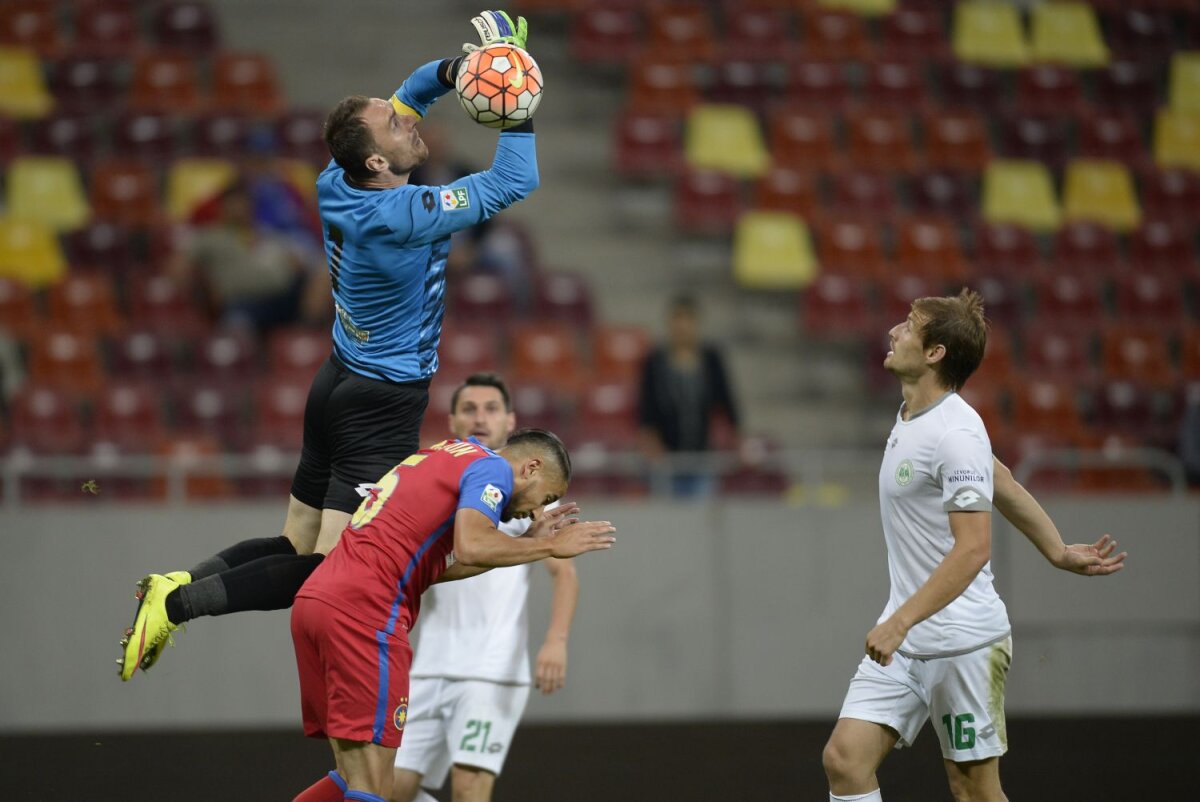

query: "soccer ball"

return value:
[455, 44, 543, 130]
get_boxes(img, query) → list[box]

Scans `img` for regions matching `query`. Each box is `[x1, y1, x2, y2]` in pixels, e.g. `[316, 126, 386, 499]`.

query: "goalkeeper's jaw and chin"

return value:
[358, 97, 430, 179]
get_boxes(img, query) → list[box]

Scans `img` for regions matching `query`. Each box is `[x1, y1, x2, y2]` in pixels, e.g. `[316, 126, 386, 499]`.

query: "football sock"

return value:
[830, 791, 882, 801]
[344, 792, 387, 802]
[166, 553, 324, 624]
[189, 535, 297, 580]
[293, 772, 345, 802]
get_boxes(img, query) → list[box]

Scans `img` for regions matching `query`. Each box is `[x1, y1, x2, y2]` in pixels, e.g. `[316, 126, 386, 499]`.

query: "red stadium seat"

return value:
[800, 274, 875, 337]
[94, 381, 168, 450]
[1104, 9, 1175, 60]
[1088, 380, 1174, 446]
[156, 436, 233, 500]
[845, 111, 919, 172]
[722, 7, 791, 62]
[972, 274, 1025, 329]
[46, 273, 123, 336]
[0, 276, 41, 340]
[275, 109, 329, 165]
[127, 273, 210, 336]
[908, 171, 978, 221]
[74, 0, 140, 58]
[816, 217, 889, 279]
[998, 114, 1072, 169]
[253, 377, 310, 449]
[1021, 322, 1098, 383]
[193, 328, 261, 382]
[267, 326, 330, 382]
[1015, 66, 1088, 118]
[1113, 273, 1186, 322]
[112, 111, 183, 161]
[109, 327, 180, 383]
[673, 169, 742, 235]
[171, 380, 251, 449]
[803, 9, 871, 62]
[1078, 111, 1145, 165]
[8, 385, 88, 455]
[1053, 221, 1124, 277]
[628, 57, 699, 116]
[646, 4, 715, 64]
[26, 329, 105, 398]
[534, 271, 594, 328]
[49, 55, 127, 111]
[1129, 219, 1198, 275]
[973, 223, 1043, 277]
[614, 111, 682, 179]
[212, 52, 283, 117]
[1094, 60, 1161, 113]
[708, 59, 775, 114]
[570, 7, 642, 65]
[64, 220, 140, 274]
[131, 52, 205, 113]
[828, 170, 899, 220]
[862, 60, 930, 111]
[579, 379, 639, 443]
[879, 275, 946, 327]
[193, 112, 253, 158]
[768, 107, 841, 172]
[1012, 379, 1086, 437]
[592, 324, 650, 381]
[785, 59, 851, 110]
[923, 111, 990, 173]
[1032, 274, 1107, 324]
[90, 161, 161, 227]
[938, 62, 1004, 111]
[152, 1, 220, 53]
[28, 113, 101, 161]
[449, 273, 515, 325]
[509, 322, 581, 386]
[1102, 325, 1176, 383]
[436, 324, 503, 381]
[895, 217, 969, 281]
[879, 5, 949, 62]
[0, 1, 60, 55]
[754, 166, 818, 219]
[509, 381, 572, 435]
[1138, 168, 1200, 226]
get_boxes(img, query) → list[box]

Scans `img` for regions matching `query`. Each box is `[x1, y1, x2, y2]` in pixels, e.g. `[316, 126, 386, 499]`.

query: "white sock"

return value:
[412, 792, 438, 802]
[831, 791, 882, 801]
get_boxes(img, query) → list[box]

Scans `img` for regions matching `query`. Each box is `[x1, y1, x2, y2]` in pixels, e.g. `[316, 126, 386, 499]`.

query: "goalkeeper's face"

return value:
[362, 98, 429, 177]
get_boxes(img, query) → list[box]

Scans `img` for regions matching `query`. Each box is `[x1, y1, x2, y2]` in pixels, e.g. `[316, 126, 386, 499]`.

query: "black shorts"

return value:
[290, 354, 430, 514]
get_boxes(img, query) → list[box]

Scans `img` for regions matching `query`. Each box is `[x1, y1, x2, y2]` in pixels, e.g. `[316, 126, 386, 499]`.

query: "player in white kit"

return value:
[823, 290, 1126, 802]
[391, 373, 579, 802]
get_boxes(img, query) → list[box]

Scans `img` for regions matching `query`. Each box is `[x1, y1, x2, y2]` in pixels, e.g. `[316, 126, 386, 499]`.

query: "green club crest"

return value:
[896, 459, 914, 486]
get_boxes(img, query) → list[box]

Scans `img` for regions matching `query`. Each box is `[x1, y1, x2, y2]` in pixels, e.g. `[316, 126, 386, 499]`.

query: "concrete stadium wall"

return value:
[0, 497, 1196, 732]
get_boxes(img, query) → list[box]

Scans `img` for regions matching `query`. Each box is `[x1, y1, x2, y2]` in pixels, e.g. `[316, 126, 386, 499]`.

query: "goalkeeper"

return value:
[117, 11, 537, 684]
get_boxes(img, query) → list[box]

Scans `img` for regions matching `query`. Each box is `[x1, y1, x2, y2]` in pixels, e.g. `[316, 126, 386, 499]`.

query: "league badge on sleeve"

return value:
[441, 187, 470, 211]
[481, 483, 504, 511]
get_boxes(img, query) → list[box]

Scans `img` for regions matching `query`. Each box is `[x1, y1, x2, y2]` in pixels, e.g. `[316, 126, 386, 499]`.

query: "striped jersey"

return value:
[297, 438, 511, 636]
[317, 59, 539, 383]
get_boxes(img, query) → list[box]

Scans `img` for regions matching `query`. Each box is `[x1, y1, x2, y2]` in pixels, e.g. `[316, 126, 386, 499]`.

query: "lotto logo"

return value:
[953, 489, 981, 508]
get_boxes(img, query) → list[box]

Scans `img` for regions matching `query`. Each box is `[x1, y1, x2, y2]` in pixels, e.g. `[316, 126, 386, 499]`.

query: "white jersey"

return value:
[411, 516, 533, 685]
[877, 392, 1010, 658]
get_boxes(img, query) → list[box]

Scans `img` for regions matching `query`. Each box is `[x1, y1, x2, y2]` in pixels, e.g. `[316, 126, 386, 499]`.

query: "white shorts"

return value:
[394, 676, 531, 786]
[837, 636, 1012, 762]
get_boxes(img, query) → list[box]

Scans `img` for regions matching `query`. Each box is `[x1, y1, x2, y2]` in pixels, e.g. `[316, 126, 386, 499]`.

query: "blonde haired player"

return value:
[392, 373, 578, 802]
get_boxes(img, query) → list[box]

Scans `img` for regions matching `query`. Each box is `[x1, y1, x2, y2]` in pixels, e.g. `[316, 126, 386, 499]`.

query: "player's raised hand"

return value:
[525, 502, 581, 540]
[464, 10, 529, 54]
[1054, 534, 1127, 577]
[549, 520, 615, 559]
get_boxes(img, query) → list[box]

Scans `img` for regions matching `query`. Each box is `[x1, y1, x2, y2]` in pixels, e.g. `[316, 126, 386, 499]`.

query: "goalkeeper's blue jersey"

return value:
[316, 60, 539, 384]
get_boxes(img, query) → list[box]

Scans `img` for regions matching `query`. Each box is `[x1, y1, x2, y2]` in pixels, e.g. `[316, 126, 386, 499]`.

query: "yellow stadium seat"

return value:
[818, 0, 897, 17]
[5, 157, 91, 232]
[953, 1, 1029, 68]
[0, 47, 52, 118]
[1154, 109, 1200, 171]
[0, 217, 66, 288]
[1169, 52, 1200, 113]
[1030, 2, 1109, 68]
[166, 158, 237, 221]
[685, 104, 770, 178]
[732, 211, 817, 290]
[982, 160, 1061, 231]
[1062, 160, 1140, 232]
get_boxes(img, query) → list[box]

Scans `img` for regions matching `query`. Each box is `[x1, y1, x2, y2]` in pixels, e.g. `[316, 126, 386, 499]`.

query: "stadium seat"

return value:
[156, 436, 233, 501]
[614, 111, 683, 179]
[436, 324, 503, 381]
[74, 0, 139, 58]
[804, 9, 871, 62]
[818, 0, 897, 17]
[732, 211, 817, 290]
[275, 109, 329, 165]
[768, 107, 841, 172]
[90, 161, 161, 227]
[999, 114, 1072, 169]
[1012, 379, 1086, 437]
[1113, 273, 1186, 322]
[171, 380, 251, 449]
[131, 51, 205, 113]
[109, 328, 180, 383]
[1170, 51, 1200, 113]
[1032, 274, 1106, 324]
[27, 328, 105, 398]
[28, 112, 101, 161]
[0, 276, 40, 339]
[193, 112, 254, 158]
[1030, 2, 1109, 67]
[5, 156, 90, 233]
[509, 380, 573, 434]
[165, 158, 237, 221]
[1088, 380, 1173, 445]
[49, 54, 126, 111]
[785, 59, 851, 110]
[509, 322, 581, 386]
[1053, 221, 1123, 276]
[982, 160, 1062, 232]
[570, 7, 642, 65]
[972, 327, 1017, 390]
[267, 326, 329, 381]
[628, 57, 699, 116]
[7, 385, 88, 455]
[953, 1, 1029, 67]
[879, 5, 949, 62]
[973, 223, 1043, 277]
[46, 273, 123, 336]
[152, 1, 220, 53]
[127, 273, 209, 336]
[1102, 325, 1176, 383]
[1129, 218, 1198, 274]
[845, 110, 918, 172]
[923, 111, 990, 173]
[1104, 9, 1175, 61]
[972, 274, 1025, 329]
[1139, 167, 1200, 225]
[94, 382, 169, 450]
[64, 220, 139, 274]
[579, 379, 639, 444]
[0, 116, 17, 165]
[754, 166, 818, 219]
[112, 112, 182, 161]
[193, 328, 261, 383]
[878, 275, 946, 329]
[1021, 322, 1097, 383]
[908, 171, 977, 221]
[1062, 160, 1141, 232]
[646, 4, 715, 64]
[722, 7, 791, 62]
[0, 217, 66, 288]
[799, 274, 875, 337]
[1154, 108, 1200, 170]
[1094, 59, 1161, 113]
[1182, 328, 1200, 378]
[1015, 65, 1088, 118]
[534, 271, 595, 328]
[253, 377, 310, 449]
[707, 59, 776, 115]
[684, 105, 769, 178]
[592, 324, 650, 382]
[816, 216, 889, 279]
[0, 1, 58, 55]
[895, 218, 968, 281]
[828, 170, 899, 219]
[212, 52, 284, 116]
[673, 169, 742, 235]
[0, 46, 52, 118]
[1078, 111, 1145, 165]
[862, 59, 929, 111]
[937, 61, 1004, 111]
[448, 272, 515, 324]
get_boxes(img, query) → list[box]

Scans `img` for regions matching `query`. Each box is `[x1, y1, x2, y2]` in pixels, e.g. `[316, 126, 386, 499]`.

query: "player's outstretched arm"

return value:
[993, 457, 1127, 576]
[454, 509, 614, 568]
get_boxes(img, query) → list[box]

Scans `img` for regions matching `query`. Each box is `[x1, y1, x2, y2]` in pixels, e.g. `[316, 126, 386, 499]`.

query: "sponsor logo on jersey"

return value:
[481, 483, 504, 511]
[441, 187, 470, 211]
[895, 459, 914, 486]
[953, 488, 982, 508]
[394, 698, 408, 731]
[947, 468, 986, 484]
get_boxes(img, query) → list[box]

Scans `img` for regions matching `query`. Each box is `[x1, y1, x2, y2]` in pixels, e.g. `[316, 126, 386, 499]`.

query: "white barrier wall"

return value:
[1, 497, 1196, 732]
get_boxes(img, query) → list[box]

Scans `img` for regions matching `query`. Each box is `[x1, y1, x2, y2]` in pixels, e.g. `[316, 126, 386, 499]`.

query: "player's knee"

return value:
[450, 765, 495, 802]
[822, 736, 858, 784]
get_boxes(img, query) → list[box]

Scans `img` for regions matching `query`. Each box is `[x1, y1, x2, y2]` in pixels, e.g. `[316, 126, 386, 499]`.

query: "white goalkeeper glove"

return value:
[463, 9, 529, 53]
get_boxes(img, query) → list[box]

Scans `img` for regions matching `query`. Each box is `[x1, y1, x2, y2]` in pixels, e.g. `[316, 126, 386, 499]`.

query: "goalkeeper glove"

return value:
[463, 10, 529, 53]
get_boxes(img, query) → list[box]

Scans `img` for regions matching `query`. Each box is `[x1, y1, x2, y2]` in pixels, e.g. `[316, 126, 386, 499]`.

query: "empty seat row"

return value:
[0, 1, 219, 57]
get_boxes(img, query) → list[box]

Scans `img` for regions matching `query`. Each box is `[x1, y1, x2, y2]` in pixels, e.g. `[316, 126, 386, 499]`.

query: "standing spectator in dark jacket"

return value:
[637, 295, 741, 496]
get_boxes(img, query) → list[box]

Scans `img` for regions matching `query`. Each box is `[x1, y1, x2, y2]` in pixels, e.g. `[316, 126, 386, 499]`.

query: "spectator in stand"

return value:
[1180, 384, 1200, 487]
